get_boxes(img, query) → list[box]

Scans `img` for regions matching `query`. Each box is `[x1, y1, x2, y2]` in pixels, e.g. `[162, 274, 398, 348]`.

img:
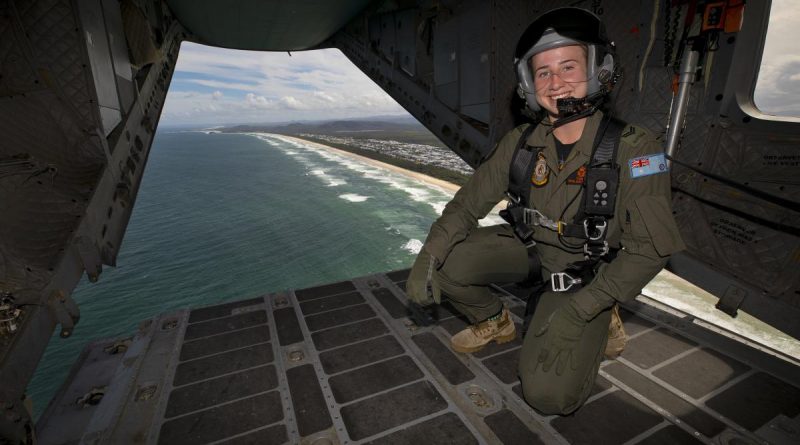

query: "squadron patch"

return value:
[629, 153, 668, 178]
[567, 165, 587, 185]
[531, 152, 549, 186]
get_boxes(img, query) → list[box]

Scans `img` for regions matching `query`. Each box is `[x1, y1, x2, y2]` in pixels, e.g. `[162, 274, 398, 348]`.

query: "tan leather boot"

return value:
[451, 308, 516, 353]
[604, 304, 627, 359]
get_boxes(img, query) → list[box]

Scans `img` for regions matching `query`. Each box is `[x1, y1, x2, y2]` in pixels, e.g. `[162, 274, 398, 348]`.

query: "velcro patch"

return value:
[629, 153, 668, 178]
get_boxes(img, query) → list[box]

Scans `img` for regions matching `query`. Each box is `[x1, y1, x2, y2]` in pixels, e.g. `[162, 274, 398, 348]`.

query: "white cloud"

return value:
[280, 96, 306, 109]
[188, 79, 262, 91]
[313, 91, 336, 102]
[754, 0, 800, 116]
[244, 93, 275, 109]
[161, 43, 406, 124]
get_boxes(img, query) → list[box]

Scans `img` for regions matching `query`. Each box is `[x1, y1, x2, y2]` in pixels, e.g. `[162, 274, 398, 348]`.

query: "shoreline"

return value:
[257, 132, 508, 214]
[275, 133, 462, 194]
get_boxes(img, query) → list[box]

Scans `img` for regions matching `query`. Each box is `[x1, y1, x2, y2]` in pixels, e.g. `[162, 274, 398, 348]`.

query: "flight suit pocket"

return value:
[633, 196, 686, 257]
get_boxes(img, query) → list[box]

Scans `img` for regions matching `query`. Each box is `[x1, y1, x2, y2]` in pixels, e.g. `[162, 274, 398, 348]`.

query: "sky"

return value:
[752, 0, 800, 117]
[160, 2, 799, 126]
[160, 45, 407, 126]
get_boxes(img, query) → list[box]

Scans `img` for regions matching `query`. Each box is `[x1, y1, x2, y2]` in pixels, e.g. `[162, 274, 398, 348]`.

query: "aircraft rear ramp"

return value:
[36, 270, 800, 444]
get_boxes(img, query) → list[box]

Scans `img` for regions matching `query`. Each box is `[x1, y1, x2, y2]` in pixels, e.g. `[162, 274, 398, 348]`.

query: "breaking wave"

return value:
[339, 193, 369, 202]
[402, 239, 423, 255]
[308, 168, 347, 187]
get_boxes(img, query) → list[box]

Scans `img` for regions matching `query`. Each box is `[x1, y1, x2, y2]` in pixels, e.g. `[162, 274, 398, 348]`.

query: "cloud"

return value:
[162, 43, 406, 124]
[187, 79, 262, 91]
[753, 0, 800, 116]
[280, 96, 306, 109]
[313, 91, 336, 102]
[244, 93, 275, 109]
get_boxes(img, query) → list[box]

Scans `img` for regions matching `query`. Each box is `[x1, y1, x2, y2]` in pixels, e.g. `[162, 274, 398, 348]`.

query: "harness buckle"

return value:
[584, 241, 610, 258]
[524, 208, 559, 231]
[504, 192, 521, 205]
[583, 218, 608, 241]
[551, 272, 582, 292]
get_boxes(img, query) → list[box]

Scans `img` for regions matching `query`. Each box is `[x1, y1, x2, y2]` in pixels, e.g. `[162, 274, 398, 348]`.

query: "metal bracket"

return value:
[47, 290, 80, 338]
[715, 284, 747, 318]
[76, 235, 103, 283]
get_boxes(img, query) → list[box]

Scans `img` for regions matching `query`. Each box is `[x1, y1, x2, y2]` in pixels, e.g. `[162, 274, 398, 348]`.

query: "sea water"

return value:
[27, 130, 499, 419]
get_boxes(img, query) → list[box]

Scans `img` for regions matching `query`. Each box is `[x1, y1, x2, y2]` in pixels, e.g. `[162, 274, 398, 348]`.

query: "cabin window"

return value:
[753, 0, 800, 117]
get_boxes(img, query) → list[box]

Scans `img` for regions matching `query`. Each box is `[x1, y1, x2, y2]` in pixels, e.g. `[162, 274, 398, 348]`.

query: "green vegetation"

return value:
[325, 130, 448, 148]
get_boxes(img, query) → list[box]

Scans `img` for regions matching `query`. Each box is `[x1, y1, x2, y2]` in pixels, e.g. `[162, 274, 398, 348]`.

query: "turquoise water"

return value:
[27, 130, 466, 419]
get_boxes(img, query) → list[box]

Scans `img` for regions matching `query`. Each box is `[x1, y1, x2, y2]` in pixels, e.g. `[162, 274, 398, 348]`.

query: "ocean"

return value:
[27, 130, 495, 419]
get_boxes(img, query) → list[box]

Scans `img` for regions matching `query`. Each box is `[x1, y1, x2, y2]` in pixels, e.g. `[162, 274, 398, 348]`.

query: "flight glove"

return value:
[534, 296, 587, 376]
[405, 250, 441, 306]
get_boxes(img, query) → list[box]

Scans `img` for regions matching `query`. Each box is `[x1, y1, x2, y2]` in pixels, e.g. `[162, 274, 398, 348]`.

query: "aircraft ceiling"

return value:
[165, 0, 374, 50]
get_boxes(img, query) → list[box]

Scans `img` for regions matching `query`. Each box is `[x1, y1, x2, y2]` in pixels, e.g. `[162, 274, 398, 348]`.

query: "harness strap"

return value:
[592, 117, 624, 165]
[507, 124, 538, 205]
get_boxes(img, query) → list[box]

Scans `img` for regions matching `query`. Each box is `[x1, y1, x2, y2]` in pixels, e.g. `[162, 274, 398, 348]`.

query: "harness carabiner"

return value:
[583, 217, 608, 241]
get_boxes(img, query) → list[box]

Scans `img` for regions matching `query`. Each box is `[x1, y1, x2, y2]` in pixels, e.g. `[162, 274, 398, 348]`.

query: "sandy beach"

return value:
[269, 133, 508, 214]
[276, 133, 462, 192]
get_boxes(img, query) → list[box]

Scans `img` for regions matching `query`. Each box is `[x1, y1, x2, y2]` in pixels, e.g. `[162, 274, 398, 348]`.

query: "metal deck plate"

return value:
[36, 271, 800, 444]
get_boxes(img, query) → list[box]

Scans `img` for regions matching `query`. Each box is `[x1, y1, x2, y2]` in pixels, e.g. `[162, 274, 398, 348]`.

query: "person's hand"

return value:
[534, 299, 587, 375]
[405, 250, 441, 306]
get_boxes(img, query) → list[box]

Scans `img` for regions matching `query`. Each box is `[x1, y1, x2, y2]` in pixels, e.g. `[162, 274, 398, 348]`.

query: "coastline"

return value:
[261, 132, 507, 214]
[275, 133, 462, 193]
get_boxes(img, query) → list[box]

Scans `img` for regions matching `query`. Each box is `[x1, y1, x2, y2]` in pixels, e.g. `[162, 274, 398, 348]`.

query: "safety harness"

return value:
[500, 116, 626, 293]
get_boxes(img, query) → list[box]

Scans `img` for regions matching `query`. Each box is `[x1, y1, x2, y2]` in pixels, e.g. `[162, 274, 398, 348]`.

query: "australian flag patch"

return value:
[629, 153, 668, 179]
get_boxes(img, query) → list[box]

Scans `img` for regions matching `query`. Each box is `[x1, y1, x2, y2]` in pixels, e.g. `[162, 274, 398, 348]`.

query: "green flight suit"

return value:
[421, 111, 685, 414]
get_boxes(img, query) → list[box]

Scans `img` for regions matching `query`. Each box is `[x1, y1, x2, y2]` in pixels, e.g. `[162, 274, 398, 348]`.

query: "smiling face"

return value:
[530, 45, 589, 120]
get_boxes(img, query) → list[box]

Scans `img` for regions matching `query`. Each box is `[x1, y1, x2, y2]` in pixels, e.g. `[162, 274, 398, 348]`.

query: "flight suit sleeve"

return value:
[422, 126, 525, 263]
[570, 126, 686, 320]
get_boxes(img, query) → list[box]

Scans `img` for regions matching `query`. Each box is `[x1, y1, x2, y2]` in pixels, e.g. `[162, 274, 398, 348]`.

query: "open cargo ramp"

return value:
[36, 270, 800, 444]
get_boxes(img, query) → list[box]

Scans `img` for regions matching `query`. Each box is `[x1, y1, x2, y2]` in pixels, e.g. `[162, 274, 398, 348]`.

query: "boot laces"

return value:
[472, 316, 505, 337]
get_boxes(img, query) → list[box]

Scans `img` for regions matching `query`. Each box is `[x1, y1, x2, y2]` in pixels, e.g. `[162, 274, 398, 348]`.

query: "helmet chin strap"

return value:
[551, 88, 608, 128]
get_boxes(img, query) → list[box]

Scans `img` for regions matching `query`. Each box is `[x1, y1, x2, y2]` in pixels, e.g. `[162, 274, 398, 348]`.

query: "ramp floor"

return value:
[37, 270, 800, 444]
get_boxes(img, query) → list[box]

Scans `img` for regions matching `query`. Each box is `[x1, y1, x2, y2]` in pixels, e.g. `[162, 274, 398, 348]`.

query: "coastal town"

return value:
[297, 133, 474, 176]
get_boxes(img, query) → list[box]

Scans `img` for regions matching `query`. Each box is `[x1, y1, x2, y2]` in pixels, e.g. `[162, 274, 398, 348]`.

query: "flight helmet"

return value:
[515, 7, 617, 112]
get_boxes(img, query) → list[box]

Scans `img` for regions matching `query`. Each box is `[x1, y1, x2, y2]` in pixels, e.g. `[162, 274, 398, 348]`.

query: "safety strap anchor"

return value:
[551, 272, 582, 292]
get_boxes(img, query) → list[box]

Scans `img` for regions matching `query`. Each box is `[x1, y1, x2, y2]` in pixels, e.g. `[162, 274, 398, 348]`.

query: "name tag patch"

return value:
[629, 153, 668, 178]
